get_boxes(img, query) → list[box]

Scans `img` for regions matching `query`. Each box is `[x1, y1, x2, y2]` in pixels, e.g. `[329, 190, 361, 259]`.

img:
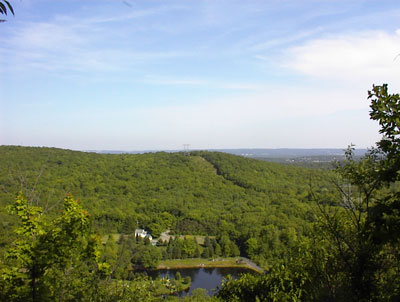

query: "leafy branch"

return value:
[0, 0, 14, 23]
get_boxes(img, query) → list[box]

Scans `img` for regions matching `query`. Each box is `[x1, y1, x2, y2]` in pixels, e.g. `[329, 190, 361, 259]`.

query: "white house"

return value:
[134, 229, 152, 241]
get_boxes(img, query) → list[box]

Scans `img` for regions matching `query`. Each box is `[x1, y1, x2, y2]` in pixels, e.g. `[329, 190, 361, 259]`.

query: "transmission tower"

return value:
[183, 144, 190, 156]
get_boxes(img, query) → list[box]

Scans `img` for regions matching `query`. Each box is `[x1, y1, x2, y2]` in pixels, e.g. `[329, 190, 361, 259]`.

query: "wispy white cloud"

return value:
[0, 18, 193, 74]
[9, 22, 84, 51]
[84, 8, 162, 25]
[251, 27, 325, 52]
[142, 76, 207, 86]
[284, 29, 400, 87]
[82, 3, 189, 25]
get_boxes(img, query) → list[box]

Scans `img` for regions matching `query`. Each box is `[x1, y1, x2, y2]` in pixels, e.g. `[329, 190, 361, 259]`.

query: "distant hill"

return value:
[88, 148, 368, 168]
[88, 148, 367, 157]
[211, 148, 367, 158]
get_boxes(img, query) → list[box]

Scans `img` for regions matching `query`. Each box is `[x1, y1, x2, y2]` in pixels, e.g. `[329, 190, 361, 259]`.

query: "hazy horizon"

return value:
[0, 144, 369, 154]
[1, 0, 399, 150]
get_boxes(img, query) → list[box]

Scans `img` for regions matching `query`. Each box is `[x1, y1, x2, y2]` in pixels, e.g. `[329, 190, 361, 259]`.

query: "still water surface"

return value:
[147, 267, 253, 296]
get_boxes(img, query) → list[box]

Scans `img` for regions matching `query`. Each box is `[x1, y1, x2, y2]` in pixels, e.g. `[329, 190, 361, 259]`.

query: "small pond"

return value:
[146, 267, 254, 296]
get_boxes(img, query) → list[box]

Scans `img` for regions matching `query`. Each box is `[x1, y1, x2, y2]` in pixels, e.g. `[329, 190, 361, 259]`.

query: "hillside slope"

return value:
[0, 146, 336, 267]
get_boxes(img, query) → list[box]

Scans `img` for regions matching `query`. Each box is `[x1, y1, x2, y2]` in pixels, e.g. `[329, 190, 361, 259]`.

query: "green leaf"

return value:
[4, 0, 14, 15]
[0, 2, 7, 15]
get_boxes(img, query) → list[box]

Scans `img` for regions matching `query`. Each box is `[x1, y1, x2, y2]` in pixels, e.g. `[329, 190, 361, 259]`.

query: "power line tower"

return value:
[183, 144, 190, 156]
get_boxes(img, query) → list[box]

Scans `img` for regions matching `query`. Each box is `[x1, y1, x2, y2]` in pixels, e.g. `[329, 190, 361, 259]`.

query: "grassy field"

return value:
[169, 234, 216, 245]
[101, 234, 263, 273]
[101, 233, 122, 244]
[157, 257, 260, 272]
[102, 233, 216, 245]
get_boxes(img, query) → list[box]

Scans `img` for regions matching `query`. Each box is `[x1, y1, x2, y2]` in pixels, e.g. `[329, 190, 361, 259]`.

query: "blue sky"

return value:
[1, 0, 399, 150]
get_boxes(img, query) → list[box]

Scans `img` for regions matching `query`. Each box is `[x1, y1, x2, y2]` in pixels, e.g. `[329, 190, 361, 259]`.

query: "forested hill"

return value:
[0, 146, 336, 267]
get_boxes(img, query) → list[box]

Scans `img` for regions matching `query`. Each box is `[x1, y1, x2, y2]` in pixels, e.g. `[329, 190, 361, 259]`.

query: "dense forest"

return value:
[0, 145, 335, 267]
[1, 85, 399, 301]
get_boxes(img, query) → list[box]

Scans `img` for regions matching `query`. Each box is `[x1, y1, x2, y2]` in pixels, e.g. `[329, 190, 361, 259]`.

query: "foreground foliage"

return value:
[0, 194, 109, 301]
[0, 0, 14, 22]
